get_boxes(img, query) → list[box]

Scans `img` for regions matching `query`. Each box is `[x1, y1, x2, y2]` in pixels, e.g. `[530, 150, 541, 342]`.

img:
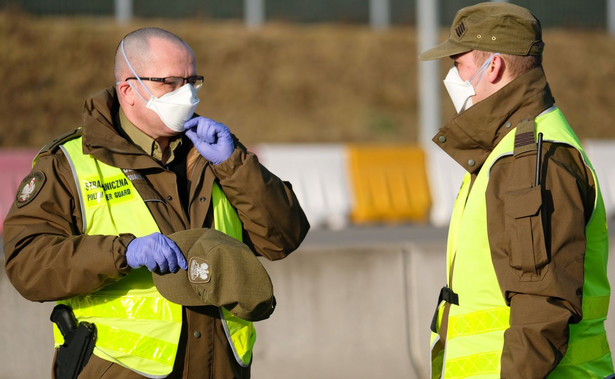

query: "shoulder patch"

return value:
[16, 171, 46, 208]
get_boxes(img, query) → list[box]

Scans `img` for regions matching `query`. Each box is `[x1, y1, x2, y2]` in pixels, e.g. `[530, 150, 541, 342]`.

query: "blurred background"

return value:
[1, 0, 615, 148]
[2, 0, 615, 378]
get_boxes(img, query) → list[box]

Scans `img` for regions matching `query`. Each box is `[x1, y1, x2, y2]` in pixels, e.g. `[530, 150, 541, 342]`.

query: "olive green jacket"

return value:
[4, 87, 310, 379]
[433, 67, 602, 378]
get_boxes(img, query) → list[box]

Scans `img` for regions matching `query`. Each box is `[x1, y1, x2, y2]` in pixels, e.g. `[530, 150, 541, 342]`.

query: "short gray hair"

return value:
[114, 27, 192, 82]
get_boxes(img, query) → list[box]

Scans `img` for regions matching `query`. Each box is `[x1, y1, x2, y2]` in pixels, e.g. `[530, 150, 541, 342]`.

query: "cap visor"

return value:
[419, 39, 472, 61]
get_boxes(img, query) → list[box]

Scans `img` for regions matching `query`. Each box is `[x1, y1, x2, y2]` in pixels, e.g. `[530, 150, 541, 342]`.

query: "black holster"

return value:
[50, 304, 97, 379]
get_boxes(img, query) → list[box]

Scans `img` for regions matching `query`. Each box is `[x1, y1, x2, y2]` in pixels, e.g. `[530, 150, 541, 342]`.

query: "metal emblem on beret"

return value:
[189, 257, 211, 284]
[16, 171, 46, 208]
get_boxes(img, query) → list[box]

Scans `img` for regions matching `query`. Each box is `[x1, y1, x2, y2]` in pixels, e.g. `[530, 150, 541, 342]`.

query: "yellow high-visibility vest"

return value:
[211, 178, 256, 368]
[53, 136, 256, 376]
[432, 108, 613, 378]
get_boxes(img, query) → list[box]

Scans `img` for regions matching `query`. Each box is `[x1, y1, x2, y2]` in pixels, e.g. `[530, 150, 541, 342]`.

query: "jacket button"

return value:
[504, 121, 512, 128]
[200, 197, 206, 202]
[194, 331, 201, 338]
[167, 195, 173, 201]
[438, 135, 447, 143]
[468, 159, 476, 167]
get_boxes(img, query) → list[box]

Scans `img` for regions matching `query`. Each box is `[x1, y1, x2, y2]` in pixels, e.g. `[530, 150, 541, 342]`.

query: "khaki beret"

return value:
[153, 228, 275, 321]
[419, 2, 544, 61]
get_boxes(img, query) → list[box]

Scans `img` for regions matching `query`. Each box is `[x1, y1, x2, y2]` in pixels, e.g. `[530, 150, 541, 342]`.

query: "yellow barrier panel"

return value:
[348, 144, 431, 223]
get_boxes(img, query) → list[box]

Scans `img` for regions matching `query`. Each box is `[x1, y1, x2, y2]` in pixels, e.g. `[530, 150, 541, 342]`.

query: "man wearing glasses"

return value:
[4, 27, 310, 378]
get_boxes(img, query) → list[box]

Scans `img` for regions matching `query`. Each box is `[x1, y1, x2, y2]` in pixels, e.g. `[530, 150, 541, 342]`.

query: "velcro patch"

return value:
[16, 171, 46, 208]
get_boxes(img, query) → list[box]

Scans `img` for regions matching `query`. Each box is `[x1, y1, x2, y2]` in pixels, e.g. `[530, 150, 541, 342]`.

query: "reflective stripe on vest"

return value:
[211, 182, 257, 367]
[435, 108, 613, 378]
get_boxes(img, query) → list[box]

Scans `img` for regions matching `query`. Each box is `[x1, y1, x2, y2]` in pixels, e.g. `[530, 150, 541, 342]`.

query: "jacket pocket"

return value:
[504, 185, 549, 280]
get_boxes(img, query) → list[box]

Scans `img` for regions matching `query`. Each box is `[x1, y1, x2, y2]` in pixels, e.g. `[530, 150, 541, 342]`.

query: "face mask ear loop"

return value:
[120, 39, 154, 104]
[470, 52, 500, 87]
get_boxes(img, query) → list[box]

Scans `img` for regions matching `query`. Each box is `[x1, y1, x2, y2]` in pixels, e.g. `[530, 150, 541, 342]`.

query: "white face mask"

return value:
[120, 40, 200, 132]
[443, 53, 498, 114]
[142, 84, 200, 132]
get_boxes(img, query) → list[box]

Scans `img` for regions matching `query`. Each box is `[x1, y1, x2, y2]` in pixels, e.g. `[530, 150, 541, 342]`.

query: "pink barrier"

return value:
[0, 149, 38, 235]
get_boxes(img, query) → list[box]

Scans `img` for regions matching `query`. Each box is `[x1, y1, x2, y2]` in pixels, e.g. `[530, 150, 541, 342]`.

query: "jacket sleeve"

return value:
[212, 139, 310, 261]
[3, 150, 134, 302]
[487, 143, 593, 378]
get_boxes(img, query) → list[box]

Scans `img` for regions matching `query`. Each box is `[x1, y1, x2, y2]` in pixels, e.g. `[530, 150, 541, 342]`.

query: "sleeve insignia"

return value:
[16, 171, 46, 208]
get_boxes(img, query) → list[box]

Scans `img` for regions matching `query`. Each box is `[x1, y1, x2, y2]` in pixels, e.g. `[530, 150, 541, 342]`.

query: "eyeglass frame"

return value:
[124, 75, 205, 90]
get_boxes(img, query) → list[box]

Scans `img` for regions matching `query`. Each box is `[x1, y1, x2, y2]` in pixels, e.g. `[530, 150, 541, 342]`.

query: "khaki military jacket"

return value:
[3, 87, 310, 379]
[433, 67, 598, 378]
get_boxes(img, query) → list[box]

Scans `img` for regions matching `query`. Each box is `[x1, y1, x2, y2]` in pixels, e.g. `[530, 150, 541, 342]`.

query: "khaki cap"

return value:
[153, 228, 275, 321]
[419, 2, 544, 61]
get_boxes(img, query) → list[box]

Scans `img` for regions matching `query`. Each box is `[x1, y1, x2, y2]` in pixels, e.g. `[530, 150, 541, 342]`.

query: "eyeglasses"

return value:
[125, 75, 204, 91]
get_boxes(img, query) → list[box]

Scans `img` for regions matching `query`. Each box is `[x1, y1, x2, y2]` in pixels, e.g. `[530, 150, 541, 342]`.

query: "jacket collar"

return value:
[432, 67, 555, 174]
[81, 86, 185, 170]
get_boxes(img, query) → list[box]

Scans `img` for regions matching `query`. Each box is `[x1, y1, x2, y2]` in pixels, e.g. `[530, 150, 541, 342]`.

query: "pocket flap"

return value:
[504, 186, 542, 219]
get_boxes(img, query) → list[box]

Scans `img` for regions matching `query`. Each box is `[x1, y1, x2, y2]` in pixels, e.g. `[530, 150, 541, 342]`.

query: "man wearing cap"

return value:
[4, 27, 309, 378]
[420, 3, 613, 378]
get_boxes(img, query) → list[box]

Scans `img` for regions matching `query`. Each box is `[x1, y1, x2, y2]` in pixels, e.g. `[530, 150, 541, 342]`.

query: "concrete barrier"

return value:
[3, 226, 615, 378]
[252, 240, 443, 379]
[0, 257, 55, 378]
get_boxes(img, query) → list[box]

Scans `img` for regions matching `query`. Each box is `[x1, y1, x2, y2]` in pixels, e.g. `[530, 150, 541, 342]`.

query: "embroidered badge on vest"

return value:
[16, 171, 46, 208]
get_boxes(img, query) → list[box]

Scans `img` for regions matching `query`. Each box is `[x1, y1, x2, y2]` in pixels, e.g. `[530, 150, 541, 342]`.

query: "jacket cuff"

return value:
[116, 233, 137, 274]
[212, 146, 245, 178]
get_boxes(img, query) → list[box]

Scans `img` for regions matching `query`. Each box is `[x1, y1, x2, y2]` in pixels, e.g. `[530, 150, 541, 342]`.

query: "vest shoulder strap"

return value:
[513, 119, 537, 157]
[38, 128, 82, 156]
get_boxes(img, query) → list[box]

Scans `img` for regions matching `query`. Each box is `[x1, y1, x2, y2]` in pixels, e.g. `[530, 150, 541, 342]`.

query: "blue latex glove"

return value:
[125, 232, 188, 273]
[184, 116, 234, 165]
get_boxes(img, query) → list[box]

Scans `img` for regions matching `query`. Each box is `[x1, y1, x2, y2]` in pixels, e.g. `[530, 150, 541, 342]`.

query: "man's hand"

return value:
[185, 116, 234, 165]
[125, 232, 188, 273]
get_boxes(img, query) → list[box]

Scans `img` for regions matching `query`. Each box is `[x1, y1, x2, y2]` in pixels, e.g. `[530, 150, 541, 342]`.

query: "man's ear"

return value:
[486, 55, 505, 83]
[116, 81, 136, 106]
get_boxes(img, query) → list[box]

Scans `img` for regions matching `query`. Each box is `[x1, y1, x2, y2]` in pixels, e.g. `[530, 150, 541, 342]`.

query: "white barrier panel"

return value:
[584, 139, 615, 220]
[424, 144, 465, 228]
[257, 144, 353, 230]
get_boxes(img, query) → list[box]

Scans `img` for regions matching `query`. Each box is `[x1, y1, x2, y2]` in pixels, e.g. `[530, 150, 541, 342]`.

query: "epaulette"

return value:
[37, 127, 83, 156]
[513, 119, 537, 157]
[512, 118, 544, 187]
